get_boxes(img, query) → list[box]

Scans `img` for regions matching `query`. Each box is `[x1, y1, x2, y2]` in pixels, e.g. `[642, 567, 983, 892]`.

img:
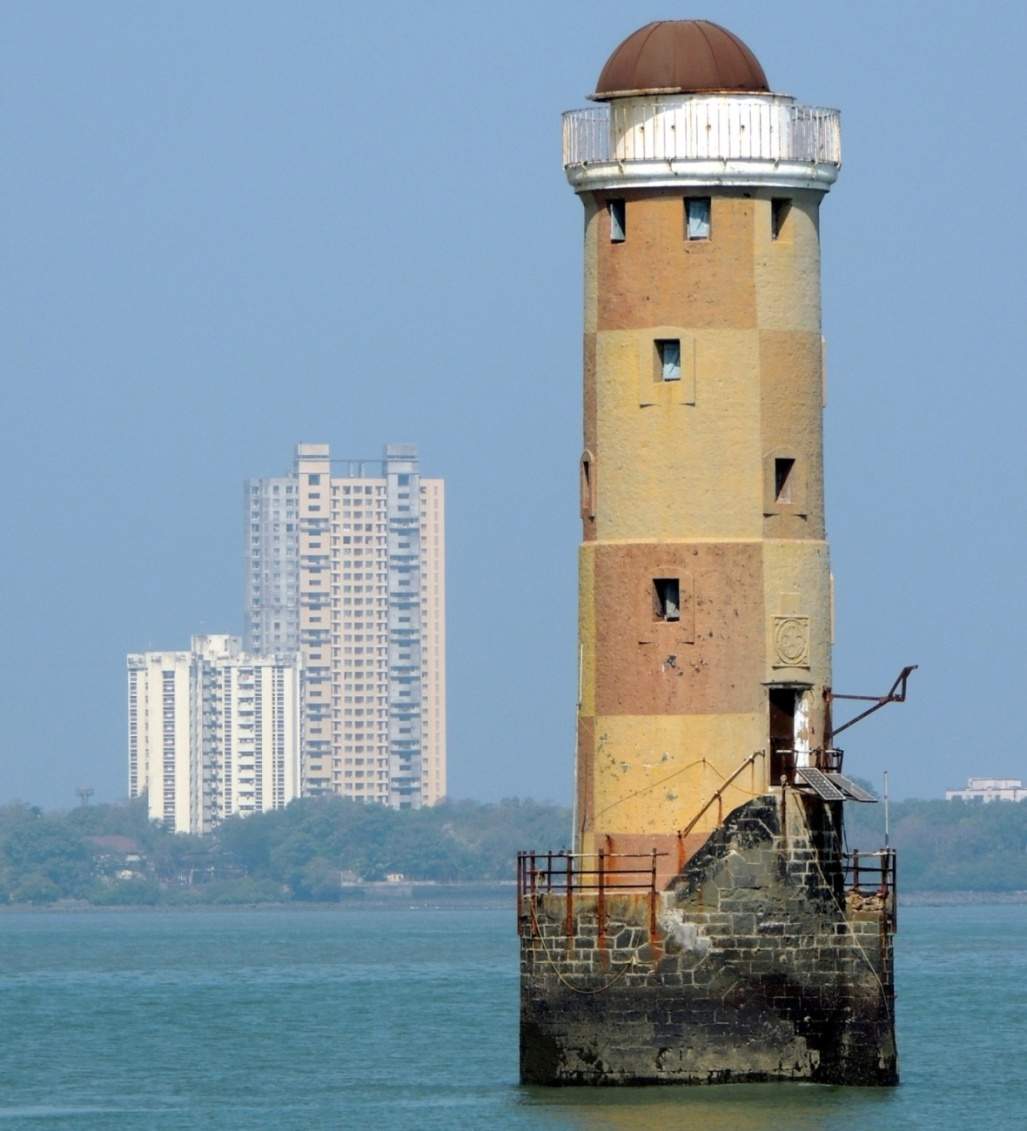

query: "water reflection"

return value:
[520, 1083, 898, 1131]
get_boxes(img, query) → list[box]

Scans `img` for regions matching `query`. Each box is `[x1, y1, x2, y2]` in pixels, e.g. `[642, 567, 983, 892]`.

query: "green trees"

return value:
[0, 804, 92, 902]
[845, 797, 1027, 891]
[0, 795, 570, 904]
[215, 795, 568, 890]
[0, 793, 1024, 905]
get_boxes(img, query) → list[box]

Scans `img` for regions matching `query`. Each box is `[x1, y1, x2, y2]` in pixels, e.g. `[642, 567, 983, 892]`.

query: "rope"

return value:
[594, 752, 766, 824]
[679, 750, 767, 841]
[526, 898, 645, 996]
[593, 757, 710, 821]
[525, 795, 892, 1020]
[789, 786, 893, 1022]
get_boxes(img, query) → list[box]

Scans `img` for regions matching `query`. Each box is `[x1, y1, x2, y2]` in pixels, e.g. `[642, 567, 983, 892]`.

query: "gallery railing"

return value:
[844, 848, 897, 931]
[562, 100, 841, 169]
[517, 850, 666, 938]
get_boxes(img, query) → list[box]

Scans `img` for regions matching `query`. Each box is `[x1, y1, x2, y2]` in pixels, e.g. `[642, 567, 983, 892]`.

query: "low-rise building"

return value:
[945, 777, 1027, 802]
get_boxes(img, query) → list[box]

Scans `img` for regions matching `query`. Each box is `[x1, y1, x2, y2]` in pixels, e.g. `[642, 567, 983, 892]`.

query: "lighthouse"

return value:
[518, 20, 902, 1086]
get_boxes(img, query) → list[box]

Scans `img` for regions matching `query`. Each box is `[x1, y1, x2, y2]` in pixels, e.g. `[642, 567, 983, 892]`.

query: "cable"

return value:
[526, 898, 645, 996]
[594, 753, 765, 823]
[788, 786, 893, 1023]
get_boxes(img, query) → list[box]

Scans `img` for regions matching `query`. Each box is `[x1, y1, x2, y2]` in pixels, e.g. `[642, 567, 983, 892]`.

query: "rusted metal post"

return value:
[597, 849, 606, 958]
[565, 853, 575, 941]
[852, 849, 860, 893]
[516, 853, 523, 934]
[649, 848, 658, 937]
[893, 850, 898, 932]
[546, 851, 553, 893]
[781, 781, 787, 852]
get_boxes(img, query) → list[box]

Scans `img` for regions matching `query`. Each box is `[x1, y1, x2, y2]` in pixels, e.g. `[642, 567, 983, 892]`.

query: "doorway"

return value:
[769, 688, 797, 786]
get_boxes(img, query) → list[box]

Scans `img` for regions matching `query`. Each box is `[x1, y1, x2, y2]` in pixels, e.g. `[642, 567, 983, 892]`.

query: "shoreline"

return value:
[3, 885, 1027, 912]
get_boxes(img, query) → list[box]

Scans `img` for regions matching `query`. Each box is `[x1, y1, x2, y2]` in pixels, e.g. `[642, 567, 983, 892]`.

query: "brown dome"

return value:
[592, 20, 769, 100]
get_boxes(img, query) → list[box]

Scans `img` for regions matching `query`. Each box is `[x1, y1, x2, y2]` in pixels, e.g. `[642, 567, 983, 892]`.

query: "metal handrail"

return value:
[517, 849, 667, 939]
[844, 848, 898, 931]
[678, 750, 765, 844]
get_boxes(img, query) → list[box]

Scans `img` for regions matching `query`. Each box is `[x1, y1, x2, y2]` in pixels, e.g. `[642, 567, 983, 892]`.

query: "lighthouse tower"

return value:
[518, 21, 899, 1086]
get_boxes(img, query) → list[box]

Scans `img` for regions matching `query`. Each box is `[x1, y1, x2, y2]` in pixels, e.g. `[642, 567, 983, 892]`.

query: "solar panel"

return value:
[795, 766, 846, 801]
[827, 773, 879, 803]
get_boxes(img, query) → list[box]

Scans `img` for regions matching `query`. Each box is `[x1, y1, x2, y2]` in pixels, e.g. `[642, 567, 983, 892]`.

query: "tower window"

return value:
[580, 452, 595, 519]
[656, 339, 681, 382]
[685, 198, 711, 240]
[653, 578, 680, 622]
[771, 198, 791, 240]
[609, 199, 626, 242]
[774, 457, 796, 503]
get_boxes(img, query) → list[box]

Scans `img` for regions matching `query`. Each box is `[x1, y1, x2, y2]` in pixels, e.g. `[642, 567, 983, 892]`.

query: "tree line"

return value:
[0, 793, 1024, 905]
[0, 795, 570, 905]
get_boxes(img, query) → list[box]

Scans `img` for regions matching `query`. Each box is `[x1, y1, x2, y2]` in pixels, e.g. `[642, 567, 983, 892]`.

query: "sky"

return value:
[2, 1, 1025, 810]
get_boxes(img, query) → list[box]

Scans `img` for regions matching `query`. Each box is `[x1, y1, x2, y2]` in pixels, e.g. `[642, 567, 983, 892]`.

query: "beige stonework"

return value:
[577, 190, 832, 859]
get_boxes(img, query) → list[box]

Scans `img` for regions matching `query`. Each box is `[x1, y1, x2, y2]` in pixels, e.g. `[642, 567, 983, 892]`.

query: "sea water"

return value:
[0, 903, 1023, 1129]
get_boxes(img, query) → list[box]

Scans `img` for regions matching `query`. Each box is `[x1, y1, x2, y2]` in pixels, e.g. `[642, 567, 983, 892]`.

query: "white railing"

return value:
[562, 97, 841, 169]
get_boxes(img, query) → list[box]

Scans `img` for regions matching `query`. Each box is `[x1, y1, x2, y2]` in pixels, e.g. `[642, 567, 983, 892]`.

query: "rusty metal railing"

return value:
[677, 750, 765, 858]
[844, 848, 898, 932]
[517, 850, 666, 940]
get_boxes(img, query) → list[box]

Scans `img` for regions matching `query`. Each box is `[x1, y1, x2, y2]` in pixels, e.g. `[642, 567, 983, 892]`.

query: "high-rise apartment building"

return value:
[245, 443, 446, 808]
[128, 648, 196, 833]
[127, 635, 300, 834]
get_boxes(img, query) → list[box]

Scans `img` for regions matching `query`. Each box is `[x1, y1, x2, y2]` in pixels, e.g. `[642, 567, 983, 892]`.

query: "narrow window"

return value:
[685, 197, 711, 240]
[609, 199, 626, 243]
[580, 453, 594, 518]
[656, 339, 681, 382]
[771, 198, 791, 240]
[653, 578, 680, 622]
[774, 457, 796, 504]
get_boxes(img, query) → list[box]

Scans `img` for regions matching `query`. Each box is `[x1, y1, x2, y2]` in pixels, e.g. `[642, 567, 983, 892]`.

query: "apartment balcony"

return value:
[562, 94, 840, 193]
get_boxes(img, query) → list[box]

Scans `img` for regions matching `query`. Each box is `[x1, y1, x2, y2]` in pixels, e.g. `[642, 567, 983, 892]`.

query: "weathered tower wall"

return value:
[577, 189, 832, 870]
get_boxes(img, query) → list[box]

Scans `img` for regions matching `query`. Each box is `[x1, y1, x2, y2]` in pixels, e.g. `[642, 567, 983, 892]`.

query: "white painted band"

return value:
[565, 159, 839, 195]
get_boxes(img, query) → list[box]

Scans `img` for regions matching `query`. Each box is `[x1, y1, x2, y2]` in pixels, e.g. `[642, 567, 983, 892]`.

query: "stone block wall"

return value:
[519, 792, 896, 1085]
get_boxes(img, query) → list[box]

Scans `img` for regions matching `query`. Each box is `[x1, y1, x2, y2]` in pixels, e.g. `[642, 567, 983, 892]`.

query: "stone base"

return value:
[519, 794, 897, 1085]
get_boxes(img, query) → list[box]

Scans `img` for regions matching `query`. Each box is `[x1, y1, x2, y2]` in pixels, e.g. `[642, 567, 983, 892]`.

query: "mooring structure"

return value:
[519, 19, 909, 1086]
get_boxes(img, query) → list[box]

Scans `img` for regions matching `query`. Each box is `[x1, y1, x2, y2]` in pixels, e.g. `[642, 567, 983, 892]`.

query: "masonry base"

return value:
[519, 795, 897, 1086]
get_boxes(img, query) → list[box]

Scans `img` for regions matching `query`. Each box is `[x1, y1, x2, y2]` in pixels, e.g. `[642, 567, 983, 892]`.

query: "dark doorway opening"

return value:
[769, 688, 797, 785]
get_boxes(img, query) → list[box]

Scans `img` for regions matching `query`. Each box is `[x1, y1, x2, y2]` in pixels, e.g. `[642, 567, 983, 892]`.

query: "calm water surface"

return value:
[0, 903, 1023, 1129]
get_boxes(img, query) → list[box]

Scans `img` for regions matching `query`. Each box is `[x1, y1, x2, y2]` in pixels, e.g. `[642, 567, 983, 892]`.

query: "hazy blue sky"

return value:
[3, 1, 1025, 809]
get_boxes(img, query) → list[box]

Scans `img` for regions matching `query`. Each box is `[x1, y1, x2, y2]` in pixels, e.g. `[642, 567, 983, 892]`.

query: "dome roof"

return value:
[592, 20, 769, 100]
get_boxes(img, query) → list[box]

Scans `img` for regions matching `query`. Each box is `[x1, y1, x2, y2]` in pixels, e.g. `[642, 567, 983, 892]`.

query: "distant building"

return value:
[945, 777, 1027, 802]
[127, 635, 300, 833]
[244, 443, 446, 808]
